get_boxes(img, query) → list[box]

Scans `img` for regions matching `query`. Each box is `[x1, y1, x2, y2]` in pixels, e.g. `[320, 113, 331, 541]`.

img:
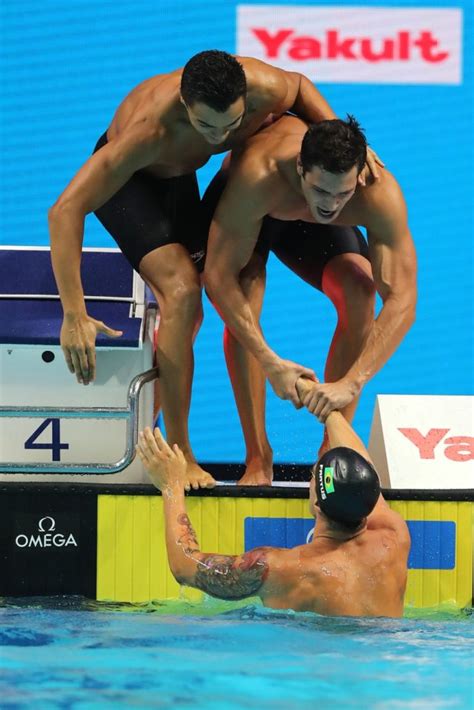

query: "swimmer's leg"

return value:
[319, 252, 375, 454]
[271, 224, 374, 458]
[223, 252, 273, 485]
[321, 253, 375, 417]
[140, 244, 215, 490]
[151, 302, 202, 425]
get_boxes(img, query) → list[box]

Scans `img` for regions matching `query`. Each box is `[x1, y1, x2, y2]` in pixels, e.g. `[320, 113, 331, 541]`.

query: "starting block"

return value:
[0, 246, 158, 483]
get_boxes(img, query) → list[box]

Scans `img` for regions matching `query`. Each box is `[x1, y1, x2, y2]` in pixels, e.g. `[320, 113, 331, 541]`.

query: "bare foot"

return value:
[237, 460, 273, 486]
[184, 461, 216, 491]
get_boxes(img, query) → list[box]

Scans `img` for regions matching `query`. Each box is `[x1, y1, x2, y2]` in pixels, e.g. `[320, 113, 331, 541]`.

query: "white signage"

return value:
[15, 516, 78, 549]
[237, 6, 463, 84]
[368, 395, 474, 489]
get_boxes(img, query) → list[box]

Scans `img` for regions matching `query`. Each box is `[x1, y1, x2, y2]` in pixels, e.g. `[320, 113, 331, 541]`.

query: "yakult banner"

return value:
[368, 395, 474, 489]
[237, 6, 463, 84]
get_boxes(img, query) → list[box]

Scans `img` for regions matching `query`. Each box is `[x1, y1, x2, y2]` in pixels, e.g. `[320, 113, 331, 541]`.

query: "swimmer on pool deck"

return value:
[49, 50, 382, 491]
[203, 115, 417, 482]
[137, 378, 410, 618]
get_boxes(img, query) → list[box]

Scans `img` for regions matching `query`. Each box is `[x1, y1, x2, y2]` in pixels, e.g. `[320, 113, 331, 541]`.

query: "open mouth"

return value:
[317, 207, 337, 219]
[207, 135, 227, 145]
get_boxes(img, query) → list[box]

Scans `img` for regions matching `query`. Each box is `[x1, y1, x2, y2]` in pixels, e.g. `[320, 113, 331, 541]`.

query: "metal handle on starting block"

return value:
[0, 367, 159, 474]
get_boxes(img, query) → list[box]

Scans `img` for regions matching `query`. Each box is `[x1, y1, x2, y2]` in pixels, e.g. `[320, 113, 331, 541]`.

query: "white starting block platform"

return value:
[369, 395, 474, 490]
[0, 246, 158, 484]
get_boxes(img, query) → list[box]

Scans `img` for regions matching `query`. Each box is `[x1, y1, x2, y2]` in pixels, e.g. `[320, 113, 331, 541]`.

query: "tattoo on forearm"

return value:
[194, 548, 269, 600]
[176, 513, 200, 554]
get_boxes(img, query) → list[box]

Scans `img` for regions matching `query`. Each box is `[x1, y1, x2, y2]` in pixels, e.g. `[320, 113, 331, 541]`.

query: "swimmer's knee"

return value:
[346, 268, 376, 304]
[157, 278, 202, 325]
[169, 279, 202, 309]
[323, 256, 375, 322]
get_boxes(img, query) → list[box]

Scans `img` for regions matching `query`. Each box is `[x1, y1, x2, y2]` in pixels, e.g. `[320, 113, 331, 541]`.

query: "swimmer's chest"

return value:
[143, 109, 277, 178]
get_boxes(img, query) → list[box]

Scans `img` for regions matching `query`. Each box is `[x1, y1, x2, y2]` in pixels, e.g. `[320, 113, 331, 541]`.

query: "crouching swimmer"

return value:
[137, 378, 410, 617]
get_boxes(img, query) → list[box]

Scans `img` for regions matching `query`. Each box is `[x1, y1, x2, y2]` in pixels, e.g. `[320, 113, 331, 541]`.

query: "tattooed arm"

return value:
[137, 426, 271, 600]
[164, 499, 270, 600]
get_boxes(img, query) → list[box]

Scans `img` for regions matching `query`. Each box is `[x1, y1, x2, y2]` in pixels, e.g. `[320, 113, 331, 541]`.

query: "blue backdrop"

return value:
[1, 0, 472, 463]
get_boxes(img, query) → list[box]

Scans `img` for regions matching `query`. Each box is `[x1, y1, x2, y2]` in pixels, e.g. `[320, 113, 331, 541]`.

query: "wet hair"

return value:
[314, 447, 380, 528]
[300, 116, 367, 175]
[181, 50, 247, 112]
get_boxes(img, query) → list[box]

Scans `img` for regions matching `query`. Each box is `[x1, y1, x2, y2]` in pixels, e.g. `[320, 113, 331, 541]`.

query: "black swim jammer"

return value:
[92, 132, 207, 272]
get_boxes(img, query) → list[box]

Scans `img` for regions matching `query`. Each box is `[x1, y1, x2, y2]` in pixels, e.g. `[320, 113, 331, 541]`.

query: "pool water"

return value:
[1, 597, 473, 709]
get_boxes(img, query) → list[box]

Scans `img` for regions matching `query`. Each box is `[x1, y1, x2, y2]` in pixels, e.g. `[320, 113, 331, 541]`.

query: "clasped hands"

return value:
[136, 376, 360, 491]
[295, 376, 360, 421]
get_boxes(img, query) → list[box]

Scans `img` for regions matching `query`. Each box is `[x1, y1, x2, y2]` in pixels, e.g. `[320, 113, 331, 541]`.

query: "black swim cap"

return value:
[315, 447, 380, 526]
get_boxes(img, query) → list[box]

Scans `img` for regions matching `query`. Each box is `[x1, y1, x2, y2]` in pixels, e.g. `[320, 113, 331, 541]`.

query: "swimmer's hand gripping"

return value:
[266, 359, 317, 408]
[60, 314, 123, 385]
[296, 376, 360, 422]
[359, 146, 385, 186]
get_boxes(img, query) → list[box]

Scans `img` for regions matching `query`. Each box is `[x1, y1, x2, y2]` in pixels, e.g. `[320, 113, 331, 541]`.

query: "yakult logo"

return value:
[237, 6, 462, 84]
[253, 29, 449, 63]
[399, 429, 474, 462]
[15, 516, 78, 549]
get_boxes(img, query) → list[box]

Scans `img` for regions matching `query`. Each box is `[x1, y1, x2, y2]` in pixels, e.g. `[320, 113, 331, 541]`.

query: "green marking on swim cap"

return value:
[324, 467, 335, 494]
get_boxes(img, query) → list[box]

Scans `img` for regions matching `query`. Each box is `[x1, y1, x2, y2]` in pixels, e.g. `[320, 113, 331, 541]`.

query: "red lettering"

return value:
[398, 31, 410, 60]
[252, 28, 293, 58]
[326, 30, 356, 59]
[444, 437, 474, 462]
[250, 27, 450, 65]
[398, 428, 449, 459]
[360, 38, 394, 62]
[414, 31, 449, 63]
[289, 36, 321, 60]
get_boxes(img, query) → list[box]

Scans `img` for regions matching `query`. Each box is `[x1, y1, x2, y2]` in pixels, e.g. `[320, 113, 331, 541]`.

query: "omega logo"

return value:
[15, 516, 78, 549]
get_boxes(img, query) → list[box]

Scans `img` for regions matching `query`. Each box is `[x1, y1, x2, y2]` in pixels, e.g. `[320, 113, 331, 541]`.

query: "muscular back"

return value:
[261, 516, 410, 617]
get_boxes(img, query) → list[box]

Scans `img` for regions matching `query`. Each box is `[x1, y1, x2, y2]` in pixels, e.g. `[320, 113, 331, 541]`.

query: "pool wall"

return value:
[1, 483, 472, 610]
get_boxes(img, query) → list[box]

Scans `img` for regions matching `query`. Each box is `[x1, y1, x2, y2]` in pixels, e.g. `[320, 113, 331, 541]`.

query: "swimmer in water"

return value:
[49, 50, 383, 492]
[137, 377, 410, 618]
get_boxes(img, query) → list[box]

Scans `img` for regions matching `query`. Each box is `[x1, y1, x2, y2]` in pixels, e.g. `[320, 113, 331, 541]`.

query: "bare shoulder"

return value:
[368, 496, 411, 546]
[109, 70, 180, 140]
[232, 122, 301, 183]
[222, 142, 283, 214]
[230, 138, 272, 180]
[238, 56, 280, 86]
[261, 545, 305, 589]
[357, 169, 408, 229]
[106, 118, 164, 163]
[238, 55, 289, 105]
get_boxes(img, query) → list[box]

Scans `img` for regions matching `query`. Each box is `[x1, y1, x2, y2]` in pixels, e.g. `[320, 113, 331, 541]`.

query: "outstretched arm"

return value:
[341, 183, 417, 399]
[49, 123, 160, 383]
[204, 167, 315, 407]
[137, 428, 270, 599]
[296, 378, 372, 460]
[297, 378, 403, 526]
[297, 179, 417, 421]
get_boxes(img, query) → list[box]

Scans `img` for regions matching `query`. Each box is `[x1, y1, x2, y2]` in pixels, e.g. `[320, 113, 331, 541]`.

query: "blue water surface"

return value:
[1, 597, 473, 709]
